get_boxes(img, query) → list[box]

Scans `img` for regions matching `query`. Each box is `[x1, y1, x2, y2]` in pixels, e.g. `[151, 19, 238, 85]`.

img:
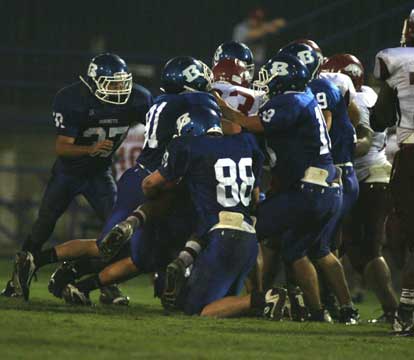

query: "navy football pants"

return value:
[22, 167, 116, 253]
[256, 182, 342, 263]
[179, 229, 258, 315]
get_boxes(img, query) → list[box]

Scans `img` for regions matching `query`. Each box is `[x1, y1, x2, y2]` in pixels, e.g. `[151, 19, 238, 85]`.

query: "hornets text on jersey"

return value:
[53, 81, 152, 175]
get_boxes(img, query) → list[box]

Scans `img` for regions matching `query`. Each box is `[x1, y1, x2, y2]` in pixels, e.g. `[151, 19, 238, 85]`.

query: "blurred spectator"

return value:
[233, 7, 286, 66]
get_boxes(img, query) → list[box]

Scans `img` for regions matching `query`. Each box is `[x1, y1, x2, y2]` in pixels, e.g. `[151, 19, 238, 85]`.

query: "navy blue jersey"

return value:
[309, 78, 356, 164]
[259, 89, 336, 190]
[53, 81, 152, 175]
[159, 133, 264, 238]
[138, 92, 220, 172]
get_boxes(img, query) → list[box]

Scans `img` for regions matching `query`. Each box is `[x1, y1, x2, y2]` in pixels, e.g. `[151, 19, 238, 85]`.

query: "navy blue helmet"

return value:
[213, 41, 254, 82]
[161, 56, 212, 94]
[80, 53, 132, 105]
[253, 54, 310, 97]
[175, 106, 222, 137]
[278, 43, 321, 79]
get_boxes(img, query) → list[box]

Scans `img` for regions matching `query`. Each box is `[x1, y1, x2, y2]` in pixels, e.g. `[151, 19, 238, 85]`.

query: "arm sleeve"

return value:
[374, 50, 392, 81]
[52, 94, 80, 138]
[158, 137, 191, 182]
[246, 134, 265, 188]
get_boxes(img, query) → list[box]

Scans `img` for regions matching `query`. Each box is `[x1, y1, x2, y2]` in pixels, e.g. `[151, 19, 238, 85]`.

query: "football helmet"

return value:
[213, 41, 254, 82]
[80, 53, 132, 105]
[161, 56, 212, 94]
[253, 53, 310, 97]
[175, 106, 222, 137]
[401, 9, 414, 47]
[321, 53, 364, 91]
[212, 58, 250, 88]
[288, 39, 324, 67]
[278, 43, 322, 79]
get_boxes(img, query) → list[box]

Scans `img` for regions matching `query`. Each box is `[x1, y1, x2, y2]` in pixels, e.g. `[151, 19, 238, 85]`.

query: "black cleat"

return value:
[287, 287, 309, 322]
[161, 258, 186, 310]
[339, 306, 360, 325]
[263, 287, 287, 321]
[12, 251, 36, 301]
[368, 311, 396, 324]
[1, 280, 19, 298]
[48, 262, 78, 298]
[99, 284, 130, 306]
[61, 284, 92, 306]
[98, 221, 134, 260]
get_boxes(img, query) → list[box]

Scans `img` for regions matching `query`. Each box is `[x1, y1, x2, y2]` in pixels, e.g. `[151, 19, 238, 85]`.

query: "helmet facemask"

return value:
[253, 67, 278, 98]
[93, 72, 133, 105]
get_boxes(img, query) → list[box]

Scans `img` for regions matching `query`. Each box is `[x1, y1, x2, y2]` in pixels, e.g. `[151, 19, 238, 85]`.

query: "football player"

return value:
[141, 100, 285, 318]
[15, 56, 216, 304]
[3, 53, 152, 304]
[216, 53, 359, 323]
[324, 53, 398, 323]
[371, 9, 414, 336]
[278, 43, 358, 319]
[212, 41, 255, 82]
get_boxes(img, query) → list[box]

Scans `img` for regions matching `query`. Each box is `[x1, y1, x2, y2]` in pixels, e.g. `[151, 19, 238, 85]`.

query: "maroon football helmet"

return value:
[212, 58, 250, 88]
[401, 10, 414, 47]
[321, 54, 364, 91]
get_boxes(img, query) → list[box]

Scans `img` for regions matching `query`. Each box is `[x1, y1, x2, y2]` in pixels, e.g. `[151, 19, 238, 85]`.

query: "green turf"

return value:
[0, 258, 411, 360]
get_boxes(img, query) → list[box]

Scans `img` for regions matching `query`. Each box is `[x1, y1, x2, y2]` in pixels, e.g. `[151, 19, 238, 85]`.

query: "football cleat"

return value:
[287, 287, 309, 322]
[263, 287, 287, 321]
[308, 309, 333, 323]
[98, 221, 134, 260]
[61, 284, 92, 306]
[368, 311, 396, 324]
[99, 284, 130, 306]
[339, 306, 360, 325]
[12, 251, 36, 301]
[161, 258, 187, 310]
[48, 262, 78, 298]
[1, 279, 19, 298]
[322, 292, 340, 321]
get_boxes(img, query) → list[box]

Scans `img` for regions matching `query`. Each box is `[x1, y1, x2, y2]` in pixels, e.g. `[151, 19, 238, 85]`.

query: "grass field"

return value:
[0, 258, 411, 359]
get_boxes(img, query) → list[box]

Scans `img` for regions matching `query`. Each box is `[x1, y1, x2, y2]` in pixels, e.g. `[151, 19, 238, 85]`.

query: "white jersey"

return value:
[374, 47, 414, 144]
[212, 82, 265, 115]
[113, 124, 145, 180]
[320, 71, 356, 104]
[353, 86, 389, 181]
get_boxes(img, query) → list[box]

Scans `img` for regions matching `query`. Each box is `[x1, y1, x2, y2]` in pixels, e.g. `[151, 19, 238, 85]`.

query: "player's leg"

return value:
[179, 229, 286, 319]
[390, 145, 414, 334]
[8, 171, 82, 299]
[349, 182, 398, 322]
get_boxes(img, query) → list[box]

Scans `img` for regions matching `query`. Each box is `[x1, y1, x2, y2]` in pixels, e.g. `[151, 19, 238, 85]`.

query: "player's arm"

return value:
[142, 170, 171, 198]
[55, 135, 113, 158]
[322, 110, 332, 130]
[221, 118, 242, 135]
[354, 124, 373, 157]
[215, 94, 264, 133]
[348, 100, 360, 127]
[371, 82, 397, 132]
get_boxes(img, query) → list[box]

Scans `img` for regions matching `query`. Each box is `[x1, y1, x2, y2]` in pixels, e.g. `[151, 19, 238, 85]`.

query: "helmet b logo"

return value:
[297, 50, 314, 65]
[88, 63, 98, 78]
[176, 112, 191, 135]
[183, 65, 202, 82]
[271, 62, 289, 76]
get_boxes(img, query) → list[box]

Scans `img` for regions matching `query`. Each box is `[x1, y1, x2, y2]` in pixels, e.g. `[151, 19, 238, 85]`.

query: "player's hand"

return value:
[89, 140, 114, 156]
